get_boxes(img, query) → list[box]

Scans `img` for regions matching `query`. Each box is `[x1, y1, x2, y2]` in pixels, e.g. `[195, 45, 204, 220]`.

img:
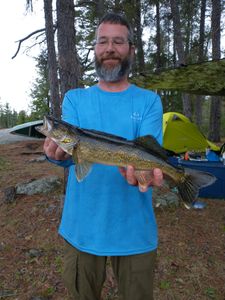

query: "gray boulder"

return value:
[16, 176, 62, 195]
[153, 184, 180, 207]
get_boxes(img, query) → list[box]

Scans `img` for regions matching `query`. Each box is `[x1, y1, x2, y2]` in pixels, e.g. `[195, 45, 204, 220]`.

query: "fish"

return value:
[36, 115, 216, 209]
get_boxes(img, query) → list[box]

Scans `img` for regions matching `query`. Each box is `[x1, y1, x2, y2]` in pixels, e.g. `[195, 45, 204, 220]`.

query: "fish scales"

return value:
[77, 136, 181, 182]
[36, 115, 216, 209]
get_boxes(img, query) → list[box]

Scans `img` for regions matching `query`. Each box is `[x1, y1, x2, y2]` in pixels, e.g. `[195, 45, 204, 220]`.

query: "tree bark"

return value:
[195, 0, 207, 127]
[208, 0, 221, 142]
[57, 0, 80, 98]
[156, 2, 162, 70]
[198, 0, 207, 61]
[170, 0, 192, 120]
[134, 0, 145, 73]
[169, 0, 185, 65]
[123, 0, 145, 75]
[44, 0, 61, 118]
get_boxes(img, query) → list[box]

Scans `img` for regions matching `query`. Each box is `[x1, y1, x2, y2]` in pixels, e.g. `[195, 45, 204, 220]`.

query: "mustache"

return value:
[101, 55, 121, 61]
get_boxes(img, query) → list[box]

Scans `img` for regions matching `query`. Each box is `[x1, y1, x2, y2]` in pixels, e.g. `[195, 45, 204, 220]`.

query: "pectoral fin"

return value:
[72, 148, 92, 181]
[75, 161, 93, 182]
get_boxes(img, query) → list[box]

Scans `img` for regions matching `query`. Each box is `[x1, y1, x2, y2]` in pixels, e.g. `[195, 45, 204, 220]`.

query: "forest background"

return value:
[0, 0, 224, 142]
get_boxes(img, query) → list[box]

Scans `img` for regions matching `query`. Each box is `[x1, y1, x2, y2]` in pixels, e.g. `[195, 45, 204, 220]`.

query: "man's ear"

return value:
[130, 45, 135, 57]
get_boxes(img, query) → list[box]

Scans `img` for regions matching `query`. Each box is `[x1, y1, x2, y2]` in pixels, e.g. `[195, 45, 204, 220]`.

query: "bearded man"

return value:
[44, 12, 163, 300]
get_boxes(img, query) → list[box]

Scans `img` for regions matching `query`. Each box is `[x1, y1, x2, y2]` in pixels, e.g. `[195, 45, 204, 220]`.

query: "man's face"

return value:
[94, 22, 134, 82]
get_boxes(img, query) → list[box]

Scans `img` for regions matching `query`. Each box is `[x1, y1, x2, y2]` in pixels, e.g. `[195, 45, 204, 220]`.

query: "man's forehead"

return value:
[97, 22, 128, 36]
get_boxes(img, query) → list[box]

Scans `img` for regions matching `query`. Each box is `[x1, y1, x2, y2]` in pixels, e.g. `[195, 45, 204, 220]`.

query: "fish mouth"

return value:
[45, 116, 54, 131]
[35, 115, 53, 135]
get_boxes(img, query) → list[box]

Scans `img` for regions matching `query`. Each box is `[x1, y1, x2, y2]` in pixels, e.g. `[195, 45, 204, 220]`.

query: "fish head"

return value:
[36, 115, 79, 155]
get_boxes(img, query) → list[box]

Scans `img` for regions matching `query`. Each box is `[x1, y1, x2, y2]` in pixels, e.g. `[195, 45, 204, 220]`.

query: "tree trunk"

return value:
[123, 0, 145, 75]
[96, 0, 106, 20]
[156, 2, 162, 70]
[133, 0, 145, 74]
[44, 0, 61, 118]
[169, 0, 185, 65]
[170, 0, 192, 119]
[198, 0, 207, 61]
[57, 0, 80, 98]
[195, 0, 207, 127]
[208, 0, 221, 142]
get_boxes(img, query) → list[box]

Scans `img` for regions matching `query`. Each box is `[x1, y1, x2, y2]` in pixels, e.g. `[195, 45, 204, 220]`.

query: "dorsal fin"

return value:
[134, 135, 168, 160]
[78, 128, 129, 144]
[47, 115, 131, 145]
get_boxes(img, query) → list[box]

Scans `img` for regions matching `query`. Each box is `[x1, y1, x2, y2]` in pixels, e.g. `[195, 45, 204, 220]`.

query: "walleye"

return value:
[36, 115, 216, 209]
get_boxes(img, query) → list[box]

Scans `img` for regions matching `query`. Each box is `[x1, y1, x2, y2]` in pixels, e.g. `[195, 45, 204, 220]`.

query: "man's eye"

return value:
[113, 39, 124, 44]
[98, 40, 107, 45]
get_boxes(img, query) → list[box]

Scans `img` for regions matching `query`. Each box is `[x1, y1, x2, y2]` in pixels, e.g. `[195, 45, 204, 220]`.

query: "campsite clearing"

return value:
[0, 140, 224, 300]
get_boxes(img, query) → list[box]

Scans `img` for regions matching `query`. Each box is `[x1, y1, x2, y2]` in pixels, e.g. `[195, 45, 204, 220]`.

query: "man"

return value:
[44, 13, 163, 300]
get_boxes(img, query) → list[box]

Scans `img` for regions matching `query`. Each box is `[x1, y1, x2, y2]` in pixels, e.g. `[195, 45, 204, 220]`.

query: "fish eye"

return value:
[61, 137, 73, 143]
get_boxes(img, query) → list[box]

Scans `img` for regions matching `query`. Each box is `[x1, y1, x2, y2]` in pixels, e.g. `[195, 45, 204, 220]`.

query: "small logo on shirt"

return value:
[131, 112, 142, 121]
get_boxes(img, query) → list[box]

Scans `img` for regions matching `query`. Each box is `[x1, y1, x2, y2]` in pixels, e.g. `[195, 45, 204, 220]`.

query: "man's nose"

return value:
[105, 41, 116, 51]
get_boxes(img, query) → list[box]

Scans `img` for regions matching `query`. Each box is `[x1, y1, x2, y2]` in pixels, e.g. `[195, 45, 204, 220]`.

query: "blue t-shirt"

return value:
[58, 84, 163, 256]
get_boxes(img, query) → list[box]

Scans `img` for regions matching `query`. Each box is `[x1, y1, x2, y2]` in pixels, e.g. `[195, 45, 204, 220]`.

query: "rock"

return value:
[0, 242, 5, 251]
[28, 155, 46, 163]
[2, 186, 16, 203]
[26, 248, 43, 258]
[153, 185, 180, 208]
[16, 176, 62, 195]
[45, 204, 57, 214]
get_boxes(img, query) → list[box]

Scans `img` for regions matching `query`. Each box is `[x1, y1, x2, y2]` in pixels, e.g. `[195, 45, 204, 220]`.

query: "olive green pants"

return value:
[63, 240, 157, 300]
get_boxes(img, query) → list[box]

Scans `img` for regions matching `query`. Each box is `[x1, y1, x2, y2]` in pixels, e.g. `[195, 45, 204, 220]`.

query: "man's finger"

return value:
[126, 166, 138, 185]
[119, 167, 126, 178]
[152, 168, 163, 187]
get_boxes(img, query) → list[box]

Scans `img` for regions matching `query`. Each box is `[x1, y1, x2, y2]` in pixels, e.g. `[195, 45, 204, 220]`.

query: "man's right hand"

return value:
[43, 137, 71, 161]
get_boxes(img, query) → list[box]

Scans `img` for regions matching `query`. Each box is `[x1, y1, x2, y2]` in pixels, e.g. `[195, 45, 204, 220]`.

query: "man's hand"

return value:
[119, 165, 163, 192]
[43, 137, 71, 161]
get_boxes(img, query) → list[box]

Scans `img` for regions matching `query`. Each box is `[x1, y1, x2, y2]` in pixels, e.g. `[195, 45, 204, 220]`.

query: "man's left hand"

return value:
[119, 165, 163, 192]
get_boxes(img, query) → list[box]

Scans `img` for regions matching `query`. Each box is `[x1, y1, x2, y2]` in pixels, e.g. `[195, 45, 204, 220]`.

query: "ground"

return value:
[0, 139, 224, 300]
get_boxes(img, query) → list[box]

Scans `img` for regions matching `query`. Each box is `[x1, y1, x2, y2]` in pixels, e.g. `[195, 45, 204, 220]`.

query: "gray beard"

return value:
[95, 56, 132, 82]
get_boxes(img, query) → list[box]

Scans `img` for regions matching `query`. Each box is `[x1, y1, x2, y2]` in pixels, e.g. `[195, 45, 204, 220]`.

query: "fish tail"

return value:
[177, 168, 216, 209]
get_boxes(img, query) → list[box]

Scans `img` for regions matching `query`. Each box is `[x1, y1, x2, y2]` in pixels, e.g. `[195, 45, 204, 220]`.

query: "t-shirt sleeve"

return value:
[62, 90, 80, 126]
[139, 93, 163, 145]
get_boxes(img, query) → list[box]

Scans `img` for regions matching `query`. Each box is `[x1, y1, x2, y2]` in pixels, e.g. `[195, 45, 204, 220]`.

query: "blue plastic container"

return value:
[168, 157, 225, 199]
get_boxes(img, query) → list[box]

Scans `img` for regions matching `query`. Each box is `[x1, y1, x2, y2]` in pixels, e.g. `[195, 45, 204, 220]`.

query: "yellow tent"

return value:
[163, 112, 219, 154]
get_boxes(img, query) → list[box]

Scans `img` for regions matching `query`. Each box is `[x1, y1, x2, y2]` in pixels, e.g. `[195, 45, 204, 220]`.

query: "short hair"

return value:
[97, 12, 134, 45]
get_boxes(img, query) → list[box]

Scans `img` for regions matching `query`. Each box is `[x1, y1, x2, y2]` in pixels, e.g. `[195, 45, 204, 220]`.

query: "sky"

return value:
[0, 1, 45, 112]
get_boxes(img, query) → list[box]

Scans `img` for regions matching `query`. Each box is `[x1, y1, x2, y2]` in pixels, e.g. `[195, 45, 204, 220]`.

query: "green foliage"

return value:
[7, 1, 224, 135]
[54, 255, 63, 274]
[0, 102, 28, 128]
[0, 50, 49, 127]
[17, 110, 27, 125]
[204, 287, 217, 299]
[29, 50, 50, 120]
[40, 286, 55, 297]
[160, 280, 171, 289]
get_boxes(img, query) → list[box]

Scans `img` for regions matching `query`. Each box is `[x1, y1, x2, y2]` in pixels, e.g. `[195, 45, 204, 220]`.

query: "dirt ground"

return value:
[0, 140, 224, 300]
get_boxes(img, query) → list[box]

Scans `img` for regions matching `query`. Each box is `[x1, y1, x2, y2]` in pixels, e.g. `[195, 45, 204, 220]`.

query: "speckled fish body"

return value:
[36, 115, 216, 209]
